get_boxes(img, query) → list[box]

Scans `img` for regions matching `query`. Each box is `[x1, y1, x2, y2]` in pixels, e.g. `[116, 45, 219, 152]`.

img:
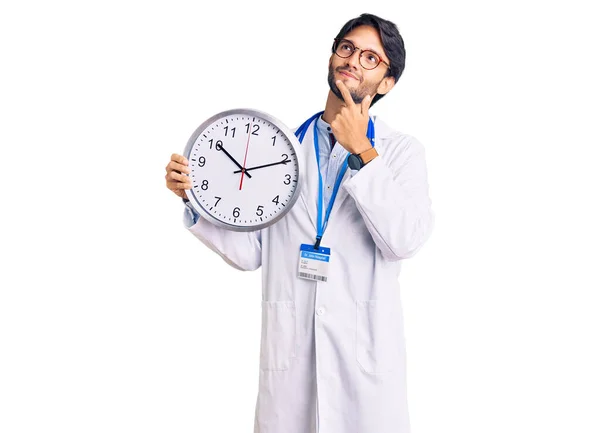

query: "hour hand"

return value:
[233, 156, 291, 174]
[218, 144, 252, 178]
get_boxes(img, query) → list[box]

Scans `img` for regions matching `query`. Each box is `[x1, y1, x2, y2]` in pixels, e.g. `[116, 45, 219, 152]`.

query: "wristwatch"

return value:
[347, 147, 378, 170]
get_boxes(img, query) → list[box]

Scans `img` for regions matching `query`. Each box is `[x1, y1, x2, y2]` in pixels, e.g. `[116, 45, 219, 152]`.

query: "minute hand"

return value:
[233, 158, 290, 174]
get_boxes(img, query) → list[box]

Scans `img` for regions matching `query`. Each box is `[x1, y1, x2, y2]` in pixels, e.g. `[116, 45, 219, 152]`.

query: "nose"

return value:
[344, 49, 361, 70]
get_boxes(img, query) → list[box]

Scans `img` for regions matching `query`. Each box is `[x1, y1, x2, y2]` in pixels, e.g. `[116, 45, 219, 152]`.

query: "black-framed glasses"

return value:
[333, 38, 390, 70]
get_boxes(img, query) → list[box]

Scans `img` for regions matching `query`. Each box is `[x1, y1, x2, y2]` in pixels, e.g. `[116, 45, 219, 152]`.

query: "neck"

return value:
[322, 91, 348, 124]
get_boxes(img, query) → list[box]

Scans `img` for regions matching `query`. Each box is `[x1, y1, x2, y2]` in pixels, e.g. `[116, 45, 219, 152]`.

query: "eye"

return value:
[365, 52, 379, 64]
[340, 42, 353, 51]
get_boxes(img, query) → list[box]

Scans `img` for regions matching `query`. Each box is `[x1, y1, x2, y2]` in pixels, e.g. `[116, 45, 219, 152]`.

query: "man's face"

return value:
[328, 25, 393, 104]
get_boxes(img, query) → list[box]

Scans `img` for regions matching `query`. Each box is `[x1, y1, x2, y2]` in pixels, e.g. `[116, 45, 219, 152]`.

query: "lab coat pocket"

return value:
[260, 301, 296, 371]
[356, 300, 395, 375]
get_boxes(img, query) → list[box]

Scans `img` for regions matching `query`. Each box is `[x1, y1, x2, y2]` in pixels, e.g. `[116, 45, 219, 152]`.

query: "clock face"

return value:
[184, 109, 302, 231]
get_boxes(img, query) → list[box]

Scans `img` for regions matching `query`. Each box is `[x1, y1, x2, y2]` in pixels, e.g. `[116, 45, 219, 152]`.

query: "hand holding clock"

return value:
[165, 153, 192, 199]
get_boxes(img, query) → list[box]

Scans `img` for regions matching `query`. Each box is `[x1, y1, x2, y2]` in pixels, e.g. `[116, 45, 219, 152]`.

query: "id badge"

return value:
[298, 244, 331, 282]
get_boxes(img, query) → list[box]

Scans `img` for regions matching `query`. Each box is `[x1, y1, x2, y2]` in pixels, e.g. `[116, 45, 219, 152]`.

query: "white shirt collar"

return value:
[317, 114, 333, 135]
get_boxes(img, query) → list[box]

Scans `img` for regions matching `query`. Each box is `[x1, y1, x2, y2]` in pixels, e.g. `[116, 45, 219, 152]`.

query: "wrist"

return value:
[351, 137, 372, 154]
[347, 147, 378, 170]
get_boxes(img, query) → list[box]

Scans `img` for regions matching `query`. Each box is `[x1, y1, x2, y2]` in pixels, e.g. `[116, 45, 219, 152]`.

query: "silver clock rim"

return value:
[183, 108, 304, 232]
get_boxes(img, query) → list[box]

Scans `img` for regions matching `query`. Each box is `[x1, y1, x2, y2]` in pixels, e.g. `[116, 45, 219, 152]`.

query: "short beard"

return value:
[327, 64, 377, 104]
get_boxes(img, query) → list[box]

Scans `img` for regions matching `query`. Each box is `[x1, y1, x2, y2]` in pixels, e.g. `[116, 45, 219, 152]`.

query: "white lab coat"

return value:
[184, 115, 434, 433]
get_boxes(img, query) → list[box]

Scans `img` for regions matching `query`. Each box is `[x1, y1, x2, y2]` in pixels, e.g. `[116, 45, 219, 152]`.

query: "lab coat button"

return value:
[317, 307, 325, 316]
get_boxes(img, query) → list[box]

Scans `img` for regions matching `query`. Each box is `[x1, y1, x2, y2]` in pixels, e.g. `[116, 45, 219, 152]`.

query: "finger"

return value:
[167, 160, 191, 174]
[335, 80, 355, 108]
[167, 180, 192, 191]
[168, 171, 189, 183]
[361, 94, 372, 114]
[171, 153, 189, 165]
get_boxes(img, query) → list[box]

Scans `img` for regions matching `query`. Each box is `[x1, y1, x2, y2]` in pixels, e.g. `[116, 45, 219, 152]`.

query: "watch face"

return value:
[347, 154, 362, 170]
[184, 109, 302, 231]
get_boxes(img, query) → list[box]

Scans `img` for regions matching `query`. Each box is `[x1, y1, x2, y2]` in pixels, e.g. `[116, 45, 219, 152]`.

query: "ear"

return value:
[376, 76, 396, 96]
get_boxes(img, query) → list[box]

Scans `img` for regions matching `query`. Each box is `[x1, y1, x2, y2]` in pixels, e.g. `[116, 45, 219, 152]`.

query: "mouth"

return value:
[338, 70, 359, 81]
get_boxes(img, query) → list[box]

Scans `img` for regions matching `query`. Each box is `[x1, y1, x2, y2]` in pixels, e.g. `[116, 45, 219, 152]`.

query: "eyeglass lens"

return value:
[335, 40, 381, 69]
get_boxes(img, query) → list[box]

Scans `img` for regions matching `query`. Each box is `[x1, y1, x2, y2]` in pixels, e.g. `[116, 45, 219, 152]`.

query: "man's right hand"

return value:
[165, 153, 192, 199]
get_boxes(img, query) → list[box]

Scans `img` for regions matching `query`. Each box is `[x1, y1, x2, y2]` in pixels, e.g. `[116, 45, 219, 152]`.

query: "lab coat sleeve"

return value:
[183, 202, 262, 271]
[343, 134, 434, 261]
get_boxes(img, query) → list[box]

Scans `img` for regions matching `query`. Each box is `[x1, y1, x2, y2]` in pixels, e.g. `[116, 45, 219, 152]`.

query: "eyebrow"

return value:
[342, 38, 386, 60]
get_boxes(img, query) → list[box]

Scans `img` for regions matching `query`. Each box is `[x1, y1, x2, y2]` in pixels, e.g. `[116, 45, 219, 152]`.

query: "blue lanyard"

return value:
[295, 111, 375, 249]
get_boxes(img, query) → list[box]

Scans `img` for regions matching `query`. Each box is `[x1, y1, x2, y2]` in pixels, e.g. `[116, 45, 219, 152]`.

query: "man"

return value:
[165, 13, 434, 433]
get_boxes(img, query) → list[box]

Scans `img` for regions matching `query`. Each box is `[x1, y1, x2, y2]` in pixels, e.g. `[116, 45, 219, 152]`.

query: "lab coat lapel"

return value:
[298, 126, 319, 232]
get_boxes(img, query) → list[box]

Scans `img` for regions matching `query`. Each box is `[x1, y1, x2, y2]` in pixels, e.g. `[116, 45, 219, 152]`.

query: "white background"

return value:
[1, 0, 599, 432]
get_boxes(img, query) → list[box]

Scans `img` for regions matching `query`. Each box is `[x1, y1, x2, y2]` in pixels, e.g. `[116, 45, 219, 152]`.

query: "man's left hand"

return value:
[330, 80, 372, 154]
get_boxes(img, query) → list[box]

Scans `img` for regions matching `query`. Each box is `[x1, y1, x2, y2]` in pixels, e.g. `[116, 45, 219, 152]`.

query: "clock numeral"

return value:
[198, 156, 206, 167]
[256, 205, 264, 216]
[245, 123, 260, 135]
[224, 126, 236, 138]
[272, 195, 279, 205]
[201, 180, 209, 190]
[282, 153, 289, 162]
[233, 207, 240, 218]
[284, 174, 291, 185]
[208, 139, 223, 150]
[214, 196, 221, 206]
[271, 135, 276, 146]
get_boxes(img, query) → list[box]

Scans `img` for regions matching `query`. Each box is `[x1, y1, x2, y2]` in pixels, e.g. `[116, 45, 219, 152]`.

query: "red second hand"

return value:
[239, 121, 252, 190]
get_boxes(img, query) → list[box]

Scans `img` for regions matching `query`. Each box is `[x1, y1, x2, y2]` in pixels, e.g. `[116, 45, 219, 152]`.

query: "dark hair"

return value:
[332, 13, 406, 105]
